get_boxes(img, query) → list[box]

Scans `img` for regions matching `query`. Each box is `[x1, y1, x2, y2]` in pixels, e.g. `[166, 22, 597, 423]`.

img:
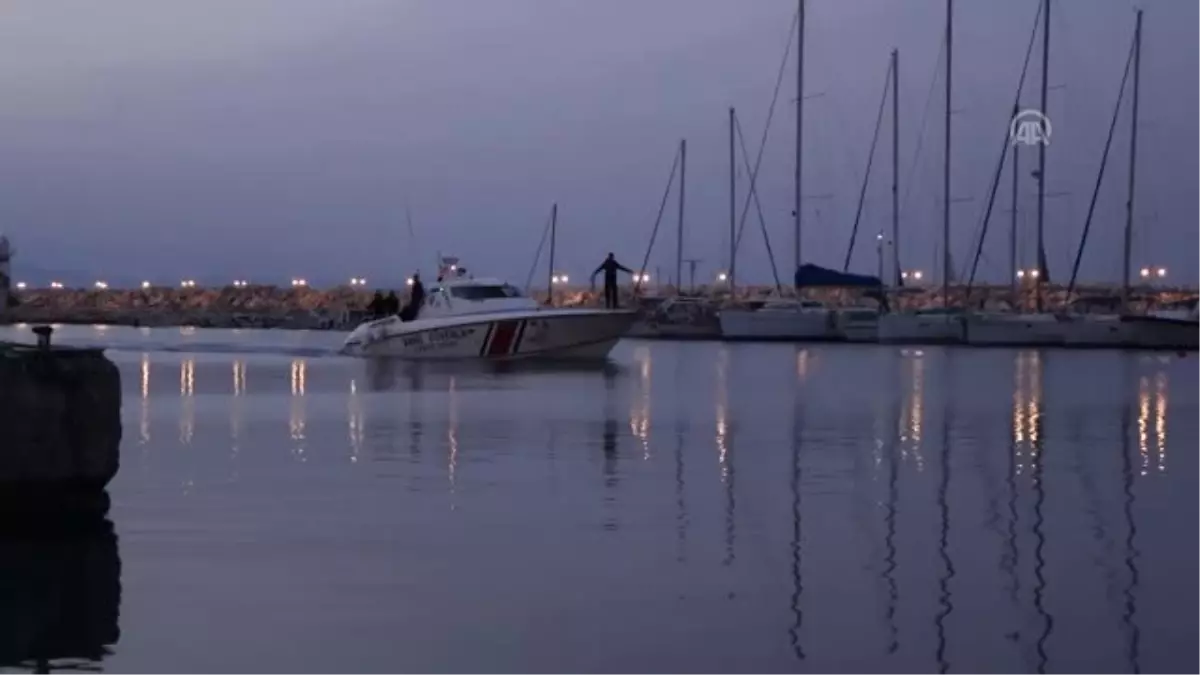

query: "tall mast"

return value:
[942, 0, 952, 307]
[547, 202, 557, 305]
[794, 0, 805, 276]
[676, 138, 686, 294]
[1010, 139, 1020, 306]
[1122, 10, 1142, 311]
[729, 107, 737, 293]
[1035, 0, 1050, 312]
[891, 48, 900, 285]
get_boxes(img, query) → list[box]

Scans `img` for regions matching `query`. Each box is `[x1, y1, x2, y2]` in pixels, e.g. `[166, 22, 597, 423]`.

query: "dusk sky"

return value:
[1, 0, 1195, 288]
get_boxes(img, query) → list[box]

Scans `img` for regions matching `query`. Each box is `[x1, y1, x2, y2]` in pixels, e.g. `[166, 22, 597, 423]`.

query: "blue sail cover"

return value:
[794, 264, 883, 288]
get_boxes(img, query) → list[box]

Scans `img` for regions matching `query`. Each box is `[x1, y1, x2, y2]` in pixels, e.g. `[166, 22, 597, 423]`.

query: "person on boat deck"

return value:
[591, 252, 633, 309]
[384, 290, 401, 316]
[399, 273, 425, 322]
[367, 291, 386, 319]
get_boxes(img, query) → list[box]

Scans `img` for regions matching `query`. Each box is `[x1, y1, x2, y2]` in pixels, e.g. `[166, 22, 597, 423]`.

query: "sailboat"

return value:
[718, 0, 882, 343]
[963, 0, 1062, 347]
[878, 0, 966, 345]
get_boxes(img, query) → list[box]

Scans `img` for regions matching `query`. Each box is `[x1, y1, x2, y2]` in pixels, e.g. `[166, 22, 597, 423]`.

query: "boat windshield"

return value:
[448, 284, 524, 300]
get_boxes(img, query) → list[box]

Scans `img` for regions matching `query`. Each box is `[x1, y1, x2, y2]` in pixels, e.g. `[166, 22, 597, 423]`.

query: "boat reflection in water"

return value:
[0, 497, 120, 672]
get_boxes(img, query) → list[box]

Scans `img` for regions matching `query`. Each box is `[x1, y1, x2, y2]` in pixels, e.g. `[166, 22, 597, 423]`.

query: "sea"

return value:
[0, 323, 1195, 673]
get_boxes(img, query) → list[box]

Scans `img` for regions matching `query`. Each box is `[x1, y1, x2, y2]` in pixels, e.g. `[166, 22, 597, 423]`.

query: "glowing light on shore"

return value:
[406, 277, 415, 287]
[632, 273, 651, 283]
[551, 274, 569, 285]
[94, 281, 108, 290]
[15, 281, 26, 290]
[141, 281, 151, 289]
[232, 280, 250, 288]
[291, 278, 308, 287]
[349, 277, 367, 286]
[180, 279, 197, 288]
[50, 281, 64, 289]
[717, 272, 728, 282]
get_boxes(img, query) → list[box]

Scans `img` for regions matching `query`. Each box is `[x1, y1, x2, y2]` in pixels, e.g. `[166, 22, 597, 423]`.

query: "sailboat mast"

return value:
[547, 202, 557, 305]
[943, 0, 952, 307]
[794, 0, 805, 277]
[1122, 10, 1142, 311]
[729, 107, 737, 293]
[1035, 0, 1050, 312]
[1010, 140, 1020, 305]
[891, 48, 900, 285]
[677, 138, 686, 293]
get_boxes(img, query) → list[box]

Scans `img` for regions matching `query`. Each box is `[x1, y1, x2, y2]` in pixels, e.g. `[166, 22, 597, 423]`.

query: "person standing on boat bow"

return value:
[591, 252, 633, 309]
[400, 273, 425, 322]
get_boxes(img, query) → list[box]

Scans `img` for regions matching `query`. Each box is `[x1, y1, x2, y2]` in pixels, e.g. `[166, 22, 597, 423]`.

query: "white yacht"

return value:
[1121, 298, 1199, 350]
[341, 274, 636, 360]
[962, 312, 1065, 347]
[835, 306, 882, 343]
[877, 308, 966, 345]
[717, 297, 837, 341]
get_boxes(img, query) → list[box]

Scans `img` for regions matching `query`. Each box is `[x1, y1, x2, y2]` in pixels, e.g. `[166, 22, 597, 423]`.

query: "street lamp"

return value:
[405, 277, 415, 287]
[716, 272, 728, 282]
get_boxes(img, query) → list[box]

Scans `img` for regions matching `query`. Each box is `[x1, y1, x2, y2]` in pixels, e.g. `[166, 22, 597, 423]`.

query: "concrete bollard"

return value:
[0, 337, 122, 508]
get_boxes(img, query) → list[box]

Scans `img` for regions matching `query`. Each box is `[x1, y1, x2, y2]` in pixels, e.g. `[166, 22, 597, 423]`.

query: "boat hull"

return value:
[1120, 315, 1198, 350]
[718, 309, 837, 341]
[341, 310, 636, 360]
[963, 313, 1064, 347]
[877, 313, 964, 345]
[836, 311, 880, 343]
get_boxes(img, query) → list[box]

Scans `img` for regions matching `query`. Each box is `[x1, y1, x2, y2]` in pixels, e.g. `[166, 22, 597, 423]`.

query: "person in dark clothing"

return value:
[367, 291, 385, 319]
[399, 273, 425, 322]
[384, 291, 400, 316]
[591, 252, 633, 309]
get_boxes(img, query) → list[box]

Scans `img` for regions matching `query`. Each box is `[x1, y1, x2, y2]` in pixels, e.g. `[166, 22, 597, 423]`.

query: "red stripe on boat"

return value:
[510, 319, 528, 355]
[479, 323, 495, 356]
[487, 320, 519, 357]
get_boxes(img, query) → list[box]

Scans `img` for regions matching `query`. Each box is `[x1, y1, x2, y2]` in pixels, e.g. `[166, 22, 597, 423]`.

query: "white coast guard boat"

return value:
[340, 274, 636, 360]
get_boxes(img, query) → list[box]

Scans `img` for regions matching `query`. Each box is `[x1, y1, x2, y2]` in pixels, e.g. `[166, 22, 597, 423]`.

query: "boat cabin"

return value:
[418, 277, 539, 318]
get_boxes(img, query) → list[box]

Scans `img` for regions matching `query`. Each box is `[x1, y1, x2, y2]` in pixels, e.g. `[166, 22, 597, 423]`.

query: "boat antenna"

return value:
[963, 1, 1042, 297]
[634, 146, 682, 295]
[1034, 0, 1052, 310]
[942, 0, 952, 308]
[1120, 9, 1142, 313]
[733, 112, 783, 292]
[524, 205, 556, 294]
[547, 202, 558, 306]
[731, 6, 799, 262]
[842, 54, 893, 273]
[1065, 17, 1137, 300]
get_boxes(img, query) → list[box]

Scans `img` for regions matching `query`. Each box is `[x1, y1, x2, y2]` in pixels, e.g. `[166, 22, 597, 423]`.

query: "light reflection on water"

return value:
[3, 322, 1193, 674]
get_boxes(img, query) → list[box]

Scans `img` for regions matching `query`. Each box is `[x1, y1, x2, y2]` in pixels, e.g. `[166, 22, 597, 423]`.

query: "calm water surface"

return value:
[1, 325, 1195, 673]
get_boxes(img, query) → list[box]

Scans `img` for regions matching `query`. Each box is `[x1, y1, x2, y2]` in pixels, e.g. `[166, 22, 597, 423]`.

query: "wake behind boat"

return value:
[340, 274, 635, 360]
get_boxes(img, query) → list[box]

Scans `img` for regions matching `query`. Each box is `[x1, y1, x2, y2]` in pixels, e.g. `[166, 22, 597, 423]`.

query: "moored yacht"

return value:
[718, 296, 837, 341]
[877, 307, 966, 345]
[341, 272, 636, 360]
